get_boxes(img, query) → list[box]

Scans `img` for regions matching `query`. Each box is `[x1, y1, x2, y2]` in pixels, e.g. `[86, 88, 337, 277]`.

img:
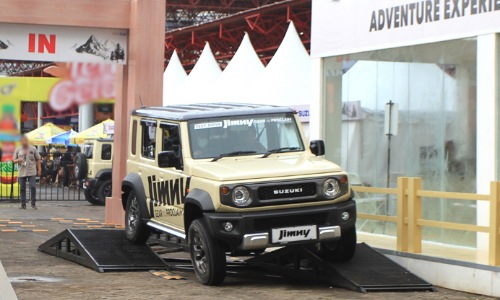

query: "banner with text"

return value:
[311, 0, 500, 58]
[0, 23, 127, 64]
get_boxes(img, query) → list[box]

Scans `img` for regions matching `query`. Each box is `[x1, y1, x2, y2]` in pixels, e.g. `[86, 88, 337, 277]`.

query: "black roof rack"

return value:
[132, 103, 295, 121]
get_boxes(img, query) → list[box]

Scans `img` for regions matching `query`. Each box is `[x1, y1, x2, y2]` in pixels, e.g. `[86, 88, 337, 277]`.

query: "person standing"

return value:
[61, 146, 73, 188]
[13, 135, 41, 209]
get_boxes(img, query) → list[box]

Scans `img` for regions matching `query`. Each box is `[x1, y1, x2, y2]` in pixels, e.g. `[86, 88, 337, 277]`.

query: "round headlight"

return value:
[232, 186, 252, 207]
[323, 179, 340, 198]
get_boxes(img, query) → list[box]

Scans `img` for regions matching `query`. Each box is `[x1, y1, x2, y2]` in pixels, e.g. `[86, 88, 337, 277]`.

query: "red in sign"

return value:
[28, 33, 56, 54]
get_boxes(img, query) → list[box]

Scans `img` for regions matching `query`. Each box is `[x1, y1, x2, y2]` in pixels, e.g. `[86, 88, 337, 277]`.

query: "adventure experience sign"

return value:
[311, 0, 500, 57]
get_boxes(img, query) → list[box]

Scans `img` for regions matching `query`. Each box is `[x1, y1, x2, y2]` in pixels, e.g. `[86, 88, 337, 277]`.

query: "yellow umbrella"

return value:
[25, 123, 66, 146]
[71, 119, 114, 144]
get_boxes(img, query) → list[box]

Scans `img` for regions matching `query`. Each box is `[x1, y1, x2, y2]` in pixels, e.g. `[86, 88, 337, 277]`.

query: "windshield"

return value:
[188, 113, 304, 159]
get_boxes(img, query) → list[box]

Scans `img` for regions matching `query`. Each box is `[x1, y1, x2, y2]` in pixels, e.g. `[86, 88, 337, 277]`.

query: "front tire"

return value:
[125, 190, 150, 244]
[188, 219, 226, 285]
[319, 226, 357, 262]
[96, 180, 112, 205]
[84, 189, 100, 205]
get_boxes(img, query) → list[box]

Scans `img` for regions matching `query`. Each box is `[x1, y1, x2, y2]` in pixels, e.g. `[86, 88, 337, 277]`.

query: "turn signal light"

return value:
[221, 186, 230, 195]
[340, 176, 348, 185]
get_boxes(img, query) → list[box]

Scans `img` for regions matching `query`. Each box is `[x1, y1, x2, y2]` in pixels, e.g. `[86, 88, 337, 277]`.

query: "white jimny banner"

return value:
[311, 0, 500, 58]
[0, 23, 127, 64]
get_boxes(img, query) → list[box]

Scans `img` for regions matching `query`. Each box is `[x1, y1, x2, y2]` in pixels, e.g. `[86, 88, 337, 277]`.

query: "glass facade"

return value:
[323, 38, 478, 246]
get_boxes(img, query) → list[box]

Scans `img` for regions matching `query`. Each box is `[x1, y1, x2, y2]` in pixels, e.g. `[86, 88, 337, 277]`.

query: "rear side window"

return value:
[83, 144, 93, 159]
[101, 144, 112, 160]
[141, 120, 157, 159]
[131, 120, 137, 155]
[161, 123, 182, 170]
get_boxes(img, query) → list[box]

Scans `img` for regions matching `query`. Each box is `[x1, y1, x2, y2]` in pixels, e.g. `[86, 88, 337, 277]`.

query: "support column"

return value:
[309, 58, 323, 141]
[476, 33, 499, 251]
[37, 102, 43, 129]
[37, 102, 43, 151]
[78, 104, 94, 131]
[322, 58, 343, 163]
[106, 0, 166, 225]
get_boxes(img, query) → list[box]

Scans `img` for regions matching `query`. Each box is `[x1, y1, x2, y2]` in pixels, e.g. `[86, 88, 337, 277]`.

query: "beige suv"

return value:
[121, 103, 356, 285]
[77, 139, 113, 205]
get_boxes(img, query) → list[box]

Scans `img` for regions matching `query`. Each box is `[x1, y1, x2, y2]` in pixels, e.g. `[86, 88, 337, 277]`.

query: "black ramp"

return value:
[245, 242, 433, 293]
[329, 243, 434, 292]
[39, 229, 167, 272]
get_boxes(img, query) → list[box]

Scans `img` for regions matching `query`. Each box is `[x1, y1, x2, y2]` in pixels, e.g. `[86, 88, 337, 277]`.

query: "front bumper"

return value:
[203, 200, 356, 250]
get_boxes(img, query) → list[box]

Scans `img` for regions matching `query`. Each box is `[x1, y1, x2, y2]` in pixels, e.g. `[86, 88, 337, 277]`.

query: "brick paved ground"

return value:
[0, 201, 492, 300]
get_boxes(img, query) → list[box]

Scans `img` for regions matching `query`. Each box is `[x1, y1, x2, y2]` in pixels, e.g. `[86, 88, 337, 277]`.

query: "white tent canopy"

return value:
[162, 22, 314, 108]
[163, 50, 187, 105]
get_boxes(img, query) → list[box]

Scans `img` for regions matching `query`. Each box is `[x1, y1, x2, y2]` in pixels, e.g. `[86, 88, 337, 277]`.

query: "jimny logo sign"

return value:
[48, 63, 116, 111]
[0, 23, 127, 64]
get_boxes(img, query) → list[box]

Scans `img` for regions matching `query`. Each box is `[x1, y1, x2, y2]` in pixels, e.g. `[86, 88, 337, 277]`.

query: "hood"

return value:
[188, 155, 342, 181]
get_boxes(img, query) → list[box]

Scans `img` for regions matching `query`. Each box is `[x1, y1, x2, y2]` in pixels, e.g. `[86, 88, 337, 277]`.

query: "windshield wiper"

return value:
[212, 151, 257, 162]
[261, 147, 300, 158]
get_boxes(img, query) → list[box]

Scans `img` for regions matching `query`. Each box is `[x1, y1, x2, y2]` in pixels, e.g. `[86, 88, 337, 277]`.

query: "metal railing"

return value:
[353, 177, 500, 266]
[0, 161, 83, 201]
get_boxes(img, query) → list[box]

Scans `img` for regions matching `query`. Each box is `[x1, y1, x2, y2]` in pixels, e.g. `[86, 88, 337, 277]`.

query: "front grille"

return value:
[258, 182, 317, 200]
[254, 213, 326, 231]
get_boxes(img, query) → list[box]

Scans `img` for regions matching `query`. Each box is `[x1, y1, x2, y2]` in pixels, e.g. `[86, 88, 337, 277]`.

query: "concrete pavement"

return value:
[0, 201, 493, 300]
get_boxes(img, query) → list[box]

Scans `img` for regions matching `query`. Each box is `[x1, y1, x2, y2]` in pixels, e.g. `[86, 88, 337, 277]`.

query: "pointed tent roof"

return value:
[258, 21, 312, 106]
[26, 123, 66, 146]
[223, 33, 264, 76]
[163, 50, 187, 105]
[189, 42, 221, 80]
[219, 33, 265, 102]
[181, 42, 221, 103]
[266, 22, 309, 69]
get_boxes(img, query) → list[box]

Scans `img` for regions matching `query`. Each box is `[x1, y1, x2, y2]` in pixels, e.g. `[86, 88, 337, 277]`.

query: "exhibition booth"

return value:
[311, 0, 500, 295]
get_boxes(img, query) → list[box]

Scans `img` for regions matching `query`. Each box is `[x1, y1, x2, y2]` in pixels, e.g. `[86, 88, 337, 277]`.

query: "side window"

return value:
[83, 144, 93, 159]
[141, 120, 157, 159]
[131, 120, 137, 155]
[161, 123, 182, 169]
[101, 144, 112, 160]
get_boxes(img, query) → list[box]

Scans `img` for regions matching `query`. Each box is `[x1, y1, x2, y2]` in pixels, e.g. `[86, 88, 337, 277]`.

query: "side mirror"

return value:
[310, 140, 325, 156]
[158, 151, 181, 169]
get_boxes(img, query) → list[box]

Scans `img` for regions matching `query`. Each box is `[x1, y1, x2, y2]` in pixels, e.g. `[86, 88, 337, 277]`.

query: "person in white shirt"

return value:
[12, 135, 41, 209]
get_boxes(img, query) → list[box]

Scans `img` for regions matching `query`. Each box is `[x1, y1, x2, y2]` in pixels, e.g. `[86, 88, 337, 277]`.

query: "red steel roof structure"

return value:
[165, 0, 288, 30]
[165, 0, 311, 71]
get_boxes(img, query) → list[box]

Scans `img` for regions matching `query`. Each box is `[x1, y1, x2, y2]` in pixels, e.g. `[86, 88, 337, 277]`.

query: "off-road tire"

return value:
[84, 189, 100, 205]
[319, 226, 357, 263]
[74, 153, 88, 181]
[125, 190, 150, 244]
[96, 179, 112, 205]
[188, 219, 226, 285]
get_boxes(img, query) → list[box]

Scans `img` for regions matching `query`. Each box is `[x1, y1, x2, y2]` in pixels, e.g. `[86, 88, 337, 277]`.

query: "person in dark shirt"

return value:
[61, 146, 73, 187]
